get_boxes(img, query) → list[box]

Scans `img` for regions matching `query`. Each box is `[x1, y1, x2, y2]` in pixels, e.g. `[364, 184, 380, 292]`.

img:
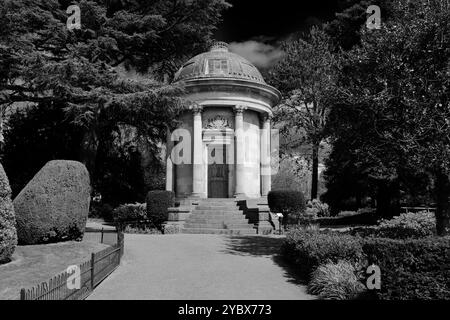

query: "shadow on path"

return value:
[222, 236, 308, 287]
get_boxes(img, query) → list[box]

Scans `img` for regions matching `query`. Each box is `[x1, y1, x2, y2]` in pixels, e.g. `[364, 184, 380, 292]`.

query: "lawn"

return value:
[0, 240, 108, 300]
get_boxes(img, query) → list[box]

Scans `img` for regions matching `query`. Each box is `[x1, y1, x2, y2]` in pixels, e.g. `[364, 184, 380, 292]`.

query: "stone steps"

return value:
[195, 206, 240, 210]
[184, 223, 254, 229]
[181, 199, 255, 235]
[182, 228, 257, 235]
[192, 210, 242, 214]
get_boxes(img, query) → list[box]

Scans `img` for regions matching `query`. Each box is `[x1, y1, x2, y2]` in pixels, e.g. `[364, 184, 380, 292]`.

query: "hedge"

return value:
[351, 211, 436, 239]
[0, 163, 17, 263]
[362, 237, 450, 300]
[268, 190, 306, 224]
[146, 190, 175, 230]
[282, 228, 365, 277]
[113, 203, 147, 223]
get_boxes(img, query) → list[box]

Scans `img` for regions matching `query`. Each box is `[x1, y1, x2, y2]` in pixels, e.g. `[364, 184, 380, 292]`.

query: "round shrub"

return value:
[163, 224, 181, 234]
[307, 199, 330, 217]
[308, 260, 367, 300]
[113, 203, 147, 224]
[377, 211, 436, 239]
[351, 211, 436, 239]
[0, 163, 17, 263]
[268, 190, 306, 224]
[146, 190, 175, 230]
[14, 160, 91, 244]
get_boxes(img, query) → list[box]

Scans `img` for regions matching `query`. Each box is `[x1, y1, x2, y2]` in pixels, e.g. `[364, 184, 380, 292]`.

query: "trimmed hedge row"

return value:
[363, 237, 450, 300]
[282, 227, 450, 300]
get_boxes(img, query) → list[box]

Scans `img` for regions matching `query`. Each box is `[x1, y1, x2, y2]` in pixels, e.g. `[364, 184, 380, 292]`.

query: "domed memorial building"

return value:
[165, 42, 281, 234]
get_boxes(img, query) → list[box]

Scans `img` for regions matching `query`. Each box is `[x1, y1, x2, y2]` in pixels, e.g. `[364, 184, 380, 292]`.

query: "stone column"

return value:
[234, 105, 246, 198]
[260, 113, 272, 197]
[191, 104, 204, 198]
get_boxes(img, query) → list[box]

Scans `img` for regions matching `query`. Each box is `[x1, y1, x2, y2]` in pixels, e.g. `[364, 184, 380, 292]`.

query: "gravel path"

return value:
[88, 234, 314, 300]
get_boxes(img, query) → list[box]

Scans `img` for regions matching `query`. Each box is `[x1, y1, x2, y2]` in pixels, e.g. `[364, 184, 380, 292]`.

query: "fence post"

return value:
[90, 252, 95, 289]
[20, 288, 26, 300]
[101, 227, 104, 244]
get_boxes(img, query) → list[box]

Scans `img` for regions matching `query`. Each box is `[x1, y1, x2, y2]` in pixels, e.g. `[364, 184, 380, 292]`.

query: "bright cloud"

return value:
[228, 40, 284, 69]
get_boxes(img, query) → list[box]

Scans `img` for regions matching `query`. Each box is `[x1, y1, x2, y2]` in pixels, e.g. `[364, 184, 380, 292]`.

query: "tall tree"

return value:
[328, 0, 450, 234]
[269, 27, 340, 200]
[0, 0, 230, 176]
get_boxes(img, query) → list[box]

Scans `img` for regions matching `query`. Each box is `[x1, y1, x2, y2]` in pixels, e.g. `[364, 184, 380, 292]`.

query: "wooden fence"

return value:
[19, 230, 124, 300]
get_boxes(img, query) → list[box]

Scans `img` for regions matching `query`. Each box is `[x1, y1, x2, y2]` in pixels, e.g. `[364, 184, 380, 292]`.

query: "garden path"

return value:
[88, 234, 314, 300]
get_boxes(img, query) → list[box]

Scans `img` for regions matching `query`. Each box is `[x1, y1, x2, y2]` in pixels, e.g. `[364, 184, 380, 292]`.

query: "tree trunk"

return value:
[311, 142, 319, 200]
[435, 170, 450, 236]
[376, 180, 400, 218]
[80, 128, 99, 177]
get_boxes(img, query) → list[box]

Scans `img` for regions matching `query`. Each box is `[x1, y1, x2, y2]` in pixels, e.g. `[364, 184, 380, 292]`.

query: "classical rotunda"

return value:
[166, 42, 281, 200]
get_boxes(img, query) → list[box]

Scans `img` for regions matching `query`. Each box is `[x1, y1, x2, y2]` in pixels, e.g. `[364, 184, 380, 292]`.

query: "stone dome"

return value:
[173, 42, 266, 84]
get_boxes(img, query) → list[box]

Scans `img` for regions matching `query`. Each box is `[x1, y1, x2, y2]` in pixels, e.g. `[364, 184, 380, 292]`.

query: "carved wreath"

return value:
[204, 115, 233, 130]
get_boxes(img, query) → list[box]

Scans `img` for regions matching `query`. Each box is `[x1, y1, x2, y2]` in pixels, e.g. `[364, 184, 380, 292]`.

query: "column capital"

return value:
[234, 105, 247, 115]
[190, 104, 203, 115]
[260, 112, 273, 123]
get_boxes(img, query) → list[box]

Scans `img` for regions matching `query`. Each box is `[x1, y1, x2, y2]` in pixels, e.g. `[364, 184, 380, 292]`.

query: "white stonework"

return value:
[166, 42, 281, 200]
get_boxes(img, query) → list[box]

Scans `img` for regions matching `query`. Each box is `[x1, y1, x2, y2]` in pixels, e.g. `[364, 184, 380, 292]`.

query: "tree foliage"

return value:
[0, 0, 230, 203]
[326, 0, 450, 233]
[269, 27, 340, 200]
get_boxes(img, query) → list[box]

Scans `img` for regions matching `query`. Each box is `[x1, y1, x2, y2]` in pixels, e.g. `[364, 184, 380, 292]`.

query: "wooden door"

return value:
[208, 145, 228, 198]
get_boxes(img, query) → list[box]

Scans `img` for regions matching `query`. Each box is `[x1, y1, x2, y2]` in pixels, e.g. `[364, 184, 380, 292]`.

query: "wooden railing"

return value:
[400, 207, 436, 213]
[19, 230, 124, 300]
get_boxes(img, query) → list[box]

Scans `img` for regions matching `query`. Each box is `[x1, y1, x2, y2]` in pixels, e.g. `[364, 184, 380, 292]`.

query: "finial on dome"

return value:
[210, 41, 229, 52]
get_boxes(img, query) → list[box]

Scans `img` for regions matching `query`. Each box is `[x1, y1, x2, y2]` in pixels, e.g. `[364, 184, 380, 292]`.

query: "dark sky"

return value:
[214, 0, 341, 43]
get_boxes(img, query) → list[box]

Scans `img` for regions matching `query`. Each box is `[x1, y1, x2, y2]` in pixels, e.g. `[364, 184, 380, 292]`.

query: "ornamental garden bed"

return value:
[281, 211, 450, 300]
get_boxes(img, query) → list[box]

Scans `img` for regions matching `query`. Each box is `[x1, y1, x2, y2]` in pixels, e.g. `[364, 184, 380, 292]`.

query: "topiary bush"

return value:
[362, 237, 450, 300]
[0, 163, 17, 263]
[308, 260, 367, 300]
[282, 228, 365, 278]
[146, 190, 175, 230]
[14, 160, 91, 244]
[268, 190, 306, 225]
